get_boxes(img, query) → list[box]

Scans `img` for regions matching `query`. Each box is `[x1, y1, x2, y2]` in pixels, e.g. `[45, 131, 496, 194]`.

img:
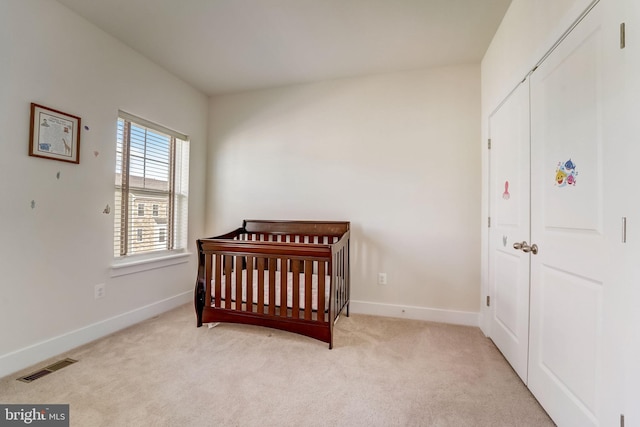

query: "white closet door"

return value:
[488, 82, 531, 383]
[529, 2, 607, 425]
[624, 0, 640, 423]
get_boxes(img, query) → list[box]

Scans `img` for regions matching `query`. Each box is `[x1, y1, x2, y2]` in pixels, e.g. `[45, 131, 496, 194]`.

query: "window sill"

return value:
[110, 251, 192, 277]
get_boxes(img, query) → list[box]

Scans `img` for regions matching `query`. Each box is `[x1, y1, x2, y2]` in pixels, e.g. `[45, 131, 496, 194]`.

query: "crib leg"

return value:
[346, 302, 350, 317]
[195, 279, 205, 327]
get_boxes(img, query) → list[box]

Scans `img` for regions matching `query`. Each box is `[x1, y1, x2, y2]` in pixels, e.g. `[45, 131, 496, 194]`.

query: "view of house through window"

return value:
[114, 112, 189, 258]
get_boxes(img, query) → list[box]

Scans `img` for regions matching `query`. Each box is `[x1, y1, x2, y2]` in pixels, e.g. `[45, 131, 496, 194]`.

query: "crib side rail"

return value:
[196, 240, 334, 325]
[199, 239, 332, 258]
[330, 230, 350, 323]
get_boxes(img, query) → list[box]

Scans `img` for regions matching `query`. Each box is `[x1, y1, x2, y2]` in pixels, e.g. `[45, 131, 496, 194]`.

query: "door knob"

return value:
[513, 241, 527, 250]
[522, 243, 539, 255]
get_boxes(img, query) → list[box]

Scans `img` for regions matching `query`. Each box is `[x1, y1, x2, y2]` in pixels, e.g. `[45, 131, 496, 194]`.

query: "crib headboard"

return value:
[242, 220, 349, 237]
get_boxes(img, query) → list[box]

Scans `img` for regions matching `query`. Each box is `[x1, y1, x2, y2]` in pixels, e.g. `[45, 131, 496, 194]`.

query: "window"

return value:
[114, 112, 189, 258]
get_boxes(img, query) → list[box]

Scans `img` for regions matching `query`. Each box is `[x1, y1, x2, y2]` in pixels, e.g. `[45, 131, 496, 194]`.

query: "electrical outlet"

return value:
[378, 272, 388, 285]
[94, 283, 106, 299]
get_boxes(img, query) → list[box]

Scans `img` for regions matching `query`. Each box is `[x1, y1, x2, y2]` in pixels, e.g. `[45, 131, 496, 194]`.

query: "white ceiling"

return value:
[56, 0, 511, 96]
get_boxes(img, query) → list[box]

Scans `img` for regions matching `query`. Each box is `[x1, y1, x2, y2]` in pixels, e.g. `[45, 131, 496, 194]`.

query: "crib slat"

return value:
[235, 256, 243, 311]
[304, 260, 313, 320]
[246, 256, 254, 313]
[257, 257, 265, 314]
[332, 251, 338, 319]
[205, 254, 212, 308]
[339, 247, 344, 313]
[343, 247, 347, 309]
[214, 254, 222, 308]
[280, 257, 288, 317]
[268, 258, 276, 316]
[340, 247, 345, 313]
[292, 260, 300, 319]
[318, 261, 326, 321]
[336, 249, 341, 313]
[224, 255, 232, 309]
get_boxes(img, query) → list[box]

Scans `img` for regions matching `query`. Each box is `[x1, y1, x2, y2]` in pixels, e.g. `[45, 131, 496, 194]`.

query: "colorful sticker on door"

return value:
[555, 159, 578, 187]
[502, 180, 510, 199]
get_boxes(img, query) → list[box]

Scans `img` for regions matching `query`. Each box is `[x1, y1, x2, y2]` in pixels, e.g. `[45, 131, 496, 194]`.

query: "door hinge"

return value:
[488, 138, 492, 149]
[622, 217, 627, 243]
[486, 296, 491, 307]
[488, 217, 491, 228]
[620, 23, 626, 49]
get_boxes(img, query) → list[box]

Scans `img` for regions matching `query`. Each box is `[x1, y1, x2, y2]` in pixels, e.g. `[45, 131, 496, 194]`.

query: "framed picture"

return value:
[29, 103, 81, 164]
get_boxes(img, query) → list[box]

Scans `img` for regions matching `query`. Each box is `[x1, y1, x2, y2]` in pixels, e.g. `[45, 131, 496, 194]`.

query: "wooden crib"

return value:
[194, 220, 350, 348]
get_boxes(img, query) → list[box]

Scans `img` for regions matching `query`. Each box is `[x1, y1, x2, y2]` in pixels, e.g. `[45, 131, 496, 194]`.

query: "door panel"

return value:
[538, 266, 601, 412]
[626, 0, 640, 423]
[529, 3, 605, 426]
[623, 0, 640, 423]
[488, 82, 530, 383]
[540, 30, 603, 235]
[494, 251, 521, 337]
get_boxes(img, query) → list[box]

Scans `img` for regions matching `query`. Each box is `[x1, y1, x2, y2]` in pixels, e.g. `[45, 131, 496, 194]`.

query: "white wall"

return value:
[481, 0, 596, 112]
[0, 0, 208, 377]
[207, 65, 481, 323]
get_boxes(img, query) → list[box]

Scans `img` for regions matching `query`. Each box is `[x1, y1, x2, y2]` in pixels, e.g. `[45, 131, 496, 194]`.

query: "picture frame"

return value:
[29, 103, 81, 164]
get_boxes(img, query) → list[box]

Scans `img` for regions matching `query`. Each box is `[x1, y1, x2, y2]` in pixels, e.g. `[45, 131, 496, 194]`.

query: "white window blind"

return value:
[114, 112, 189, 258]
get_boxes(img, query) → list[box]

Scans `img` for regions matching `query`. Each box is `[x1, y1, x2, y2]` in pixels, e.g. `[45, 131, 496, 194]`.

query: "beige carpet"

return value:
[0, 304, 554, 426]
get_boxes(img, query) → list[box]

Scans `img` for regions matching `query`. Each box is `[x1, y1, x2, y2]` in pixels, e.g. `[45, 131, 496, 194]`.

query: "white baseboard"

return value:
[349, 300, 479, 327]
[0, 291, 192, 379]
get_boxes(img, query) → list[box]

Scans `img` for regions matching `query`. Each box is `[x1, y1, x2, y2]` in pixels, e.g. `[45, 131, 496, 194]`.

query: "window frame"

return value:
[114, 111, 189, 262]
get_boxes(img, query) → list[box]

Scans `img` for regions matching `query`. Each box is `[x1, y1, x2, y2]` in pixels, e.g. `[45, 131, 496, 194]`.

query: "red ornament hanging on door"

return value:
[502, 180, 510, 200]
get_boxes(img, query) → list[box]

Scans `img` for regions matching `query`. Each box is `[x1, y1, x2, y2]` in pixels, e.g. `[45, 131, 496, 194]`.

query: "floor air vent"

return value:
[17, 358, 78, 383]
